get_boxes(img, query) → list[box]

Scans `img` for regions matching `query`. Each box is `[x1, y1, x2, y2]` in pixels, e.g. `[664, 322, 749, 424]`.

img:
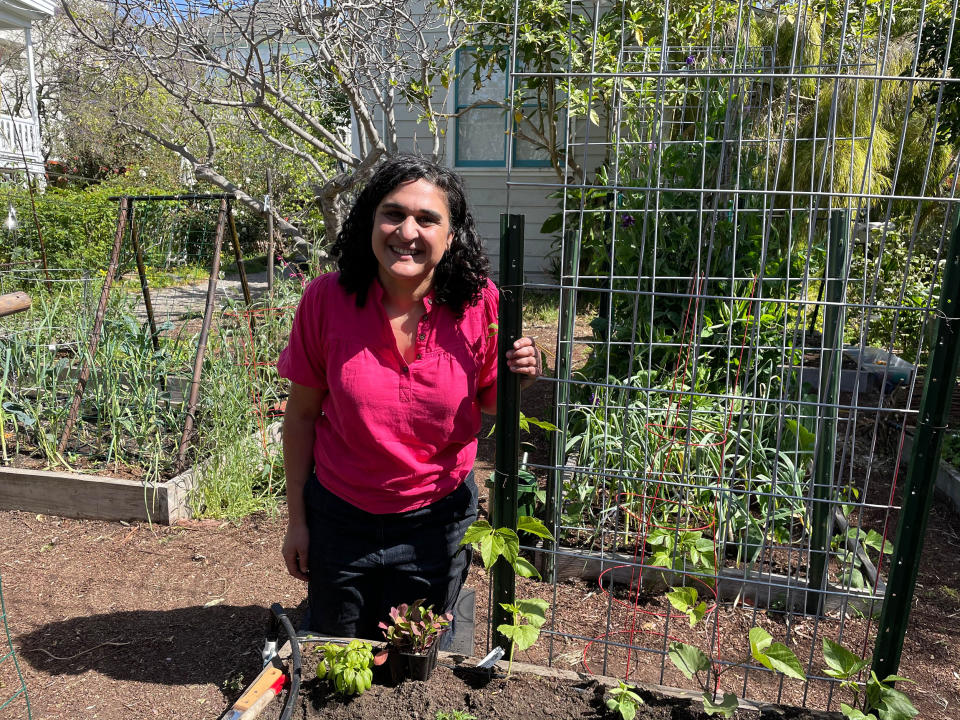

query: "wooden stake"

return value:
[227, 200, 253, 307]
[176, 199, 228, 472]
[129, 201, 160, 351]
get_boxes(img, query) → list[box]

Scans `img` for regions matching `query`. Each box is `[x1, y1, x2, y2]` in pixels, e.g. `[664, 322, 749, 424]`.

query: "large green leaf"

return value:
[668, 641, 710, 680]
[702, 691, 739, 717]
[517, 598, 549, 628]
[517, 515, 554, 540]
[750, 627, 805, 680]
[461, 520, 492, 546]
[497, 621, 540, 652]
[823, 638, 870, 680]
[667, 586, 698, 612]
[840, 704, 877, 720]
[513, 555, 542, 579]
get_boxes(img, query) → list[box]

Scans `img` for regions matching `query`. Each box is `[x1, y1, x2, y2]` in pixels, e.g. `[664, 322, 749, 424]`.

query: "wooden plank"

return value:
[0, 465, 183, 523]
[534, 546, 882, 615]
[0, 291, 31, 318]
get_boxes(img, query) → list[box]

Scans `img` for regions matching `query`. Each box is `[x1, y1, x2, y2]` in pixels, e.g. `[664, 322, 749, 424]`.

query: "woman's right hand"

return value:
[282, 522, 310, 581]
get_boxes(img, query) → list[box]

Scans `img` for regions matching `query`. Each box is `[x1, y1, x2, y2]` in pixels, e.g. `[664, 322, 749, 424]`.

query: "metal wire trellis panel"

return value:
[492, 0, 960, 711]
[0, 571, 30, 718]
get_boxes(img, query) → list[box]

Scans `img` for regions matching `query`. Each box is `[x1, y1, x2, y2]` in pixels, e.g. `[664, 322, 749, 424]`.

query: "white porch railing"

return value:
[0, 114, 42, 164]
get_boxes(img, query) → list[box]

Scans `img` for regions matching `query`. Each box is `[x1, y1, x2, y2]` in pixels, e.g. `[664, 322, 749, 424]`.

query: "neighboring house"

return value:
[0, 0, 54, 179]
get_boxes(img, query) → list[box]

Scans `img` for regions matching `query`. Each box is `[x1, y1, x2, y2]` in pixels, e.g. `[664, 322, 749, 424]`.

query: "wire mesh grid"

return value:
[0, 572, 30, 719]
[494, 0, 960, 710]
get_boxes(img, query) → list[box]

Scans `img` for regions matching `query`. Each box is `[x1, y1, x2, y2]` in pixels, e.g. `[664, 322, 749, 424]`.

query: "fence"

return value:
[488, 0, 960, 711]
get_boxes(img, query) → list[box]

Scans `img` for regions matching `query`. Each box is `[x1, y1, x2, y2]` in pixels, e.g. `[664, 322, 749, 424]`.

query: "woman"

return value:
[277, 155, 539, 639]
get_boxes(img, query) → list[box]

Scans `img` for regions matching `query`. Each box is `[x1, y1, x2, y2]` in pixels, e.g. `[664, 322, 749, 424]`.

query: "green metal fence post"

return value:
[807, 208, 851, 614]
[872, 209, 960, 681]
[492, 214, 524, 650]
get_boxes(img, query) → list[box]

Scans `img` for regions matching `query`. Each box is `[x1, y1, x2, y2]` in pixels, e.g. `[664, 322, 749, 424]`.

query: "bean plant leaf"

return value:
[840, 704, 877, 720]
[606, 681, 643, 720]
[866, 673, 918, 720]
[667, 641, 710, 680]
[749, 626, 773, 655]
[461, 520, 493, 547]
[517, 515, 554, 540]
[862, 529, 893, 556]
[702, 691, 739, 717]
[497, 621, 540, 652]
[513, 555, 541, 579]
[667, 586, 698, 613]
[667, 587, 706, 627]
[750, 628, 805, 680]
[517, 598, 549, 628]
[521, 414, 559, 432]
[822, 639, 870, 680]
[461, 521, 520, 570]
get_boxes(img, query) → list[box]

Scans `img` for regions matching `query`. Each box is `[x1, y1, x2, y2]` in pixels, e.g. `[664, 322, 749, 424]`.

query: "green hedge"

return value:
[1, 179, 266, 273]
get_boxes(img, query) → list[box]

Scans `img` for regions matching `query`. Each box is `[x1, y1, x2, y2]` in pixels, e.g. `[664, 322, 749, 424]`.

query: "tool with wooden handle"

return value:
[221, 657, 288, 720]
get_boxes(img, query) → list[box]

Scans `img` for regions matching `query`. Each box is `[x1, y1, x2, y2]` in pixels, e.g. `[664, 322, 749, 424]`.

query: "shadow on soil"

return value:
[17, 603, 299, 690]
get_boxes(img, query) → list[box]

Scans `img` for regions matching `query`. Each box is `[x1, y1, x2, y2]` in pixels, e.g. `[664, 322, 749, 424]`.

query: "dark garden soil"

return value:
[1, 315, 959, 719]
[260, 653, 839, 720]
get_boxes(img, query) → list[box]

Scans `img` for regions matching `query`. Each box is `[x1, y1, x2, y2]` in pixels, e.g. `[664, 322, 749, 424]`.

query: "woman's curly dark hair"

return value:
[331, 154, 489, 317]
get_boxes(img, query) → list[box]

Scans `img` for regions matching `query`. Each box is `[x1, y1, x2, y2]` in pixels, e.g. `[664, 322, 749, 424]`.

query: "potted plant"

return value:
[378, 600, 452, 682]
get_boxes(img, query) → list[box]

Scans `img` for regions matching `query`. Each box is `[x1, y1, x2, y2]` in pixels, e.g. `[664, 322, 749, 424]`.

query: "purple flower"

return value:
[621, 214, 636, 228]
[686, 55, 696, 67]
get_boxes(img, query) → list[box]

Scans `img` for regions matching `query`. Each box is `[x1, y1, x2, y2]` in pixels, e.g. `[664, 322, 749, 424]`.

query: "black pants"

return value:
[304, 472, 478, 642]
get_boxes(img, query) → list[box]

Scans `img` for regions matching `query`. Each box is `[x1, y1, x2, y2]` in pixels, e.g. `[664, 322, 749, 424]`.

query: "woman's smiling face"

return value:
[371, 178, 453, 295]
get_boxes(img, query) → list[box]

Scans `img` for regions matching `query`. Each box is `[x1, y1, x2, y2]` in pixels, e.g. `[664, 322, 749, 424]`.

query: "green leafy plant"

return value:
[667, 641, 739, 717]
[748, 627, 806, 680]
[317, 640, 374, 696]
[822, 639, 918, 720]
[648, 528, 717, 576]
[460, 515, 554, 579]
[666, 586, 707, 628]
[497, 597, 549, 678]
[606, 681, 644, 720]
[435, 711, 477, 720]
[379, 601, 452, 654]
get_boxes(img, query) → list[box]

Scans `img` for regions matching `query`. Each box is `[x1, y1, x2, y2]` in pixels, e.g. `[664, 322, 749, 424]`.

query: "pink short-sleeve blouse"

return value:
[277, 272, 499, 514]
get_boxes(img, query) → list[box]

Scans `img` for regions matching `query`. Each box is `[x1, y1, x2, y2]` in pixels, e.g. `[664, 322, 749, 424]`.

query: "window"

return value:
[454, 48, 551, 168]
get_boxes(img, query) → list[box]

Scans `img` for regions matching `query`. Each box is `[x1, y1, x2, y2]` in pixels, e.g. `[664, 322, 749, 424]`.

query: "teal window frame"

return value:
[454, 48, 551, 169]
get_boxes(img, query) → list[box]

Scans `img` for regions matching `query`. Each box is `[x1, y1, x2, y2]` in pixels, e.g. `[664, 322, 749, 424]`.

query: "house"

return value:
[0, 0, 53, 179]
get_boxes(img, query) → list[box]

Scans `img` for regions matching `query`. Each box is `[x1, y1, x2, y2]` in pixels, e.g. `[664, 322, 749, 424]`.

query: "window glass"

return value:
[457, 109, 507, 165]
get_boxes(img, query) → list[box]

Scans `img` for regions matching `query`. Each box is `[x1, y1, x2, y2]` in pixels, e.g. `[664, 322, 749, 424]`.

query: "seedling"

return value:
[379, 601, 452, 654]
[606, 681, 644, 720]
[822, 639, 918, 720]
[666, 586, 707, 628]
[460, 515, 554, 579]
[497, 597, 549, 678]
[666, 586, 805, 716]
[435, 711, 477, 720]
[317, 640, 374, 696]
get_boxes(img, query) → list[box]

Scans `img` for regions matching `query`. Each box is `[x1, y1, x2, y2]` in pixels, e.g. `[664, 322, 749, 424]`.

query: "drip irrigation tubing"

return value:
[270, 603, 301, 720]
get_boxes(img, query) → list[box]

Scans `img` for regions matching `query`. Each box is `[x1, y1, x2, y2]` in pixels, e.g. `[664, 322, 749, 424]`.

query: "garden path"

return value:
[129, 270, 273, 323]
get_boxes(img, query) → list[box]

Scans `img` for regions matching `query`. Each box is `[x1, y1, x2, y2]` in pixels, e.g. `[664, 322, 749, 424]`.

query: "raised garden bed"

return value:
[0, 422, 280, 523]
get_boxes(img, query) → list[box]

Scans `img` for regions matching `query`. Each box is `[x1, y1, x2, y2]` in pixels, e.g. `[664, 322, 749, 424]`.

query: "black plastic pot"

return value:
[387, 640, 440, 683]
